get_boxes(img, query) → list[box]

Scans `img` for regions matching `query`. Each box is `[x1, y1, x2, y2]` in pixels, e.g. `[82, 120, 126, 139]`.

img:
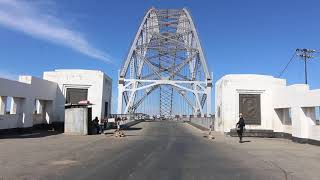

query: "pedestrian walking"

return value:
[93, 117, 100, 134]
[236, 113, 246, 143]
[116, 117, 121, 131]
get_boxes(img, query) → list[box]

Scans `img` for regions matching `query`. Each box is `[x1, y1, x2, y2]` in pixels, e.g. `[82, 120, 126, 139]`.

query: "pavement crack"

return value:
[263, 160, 291, 180]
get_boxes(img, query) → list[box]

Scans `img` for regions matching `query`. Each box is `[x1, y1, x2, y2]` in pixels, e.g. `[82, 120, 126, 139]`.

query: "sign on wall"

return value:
[239, 94, 261, 125]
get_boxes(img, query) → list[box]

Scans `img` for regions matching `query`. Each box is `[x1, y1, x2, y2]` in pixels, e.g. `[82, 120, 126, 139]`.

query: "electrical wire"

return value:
[277, 51, 297, 78]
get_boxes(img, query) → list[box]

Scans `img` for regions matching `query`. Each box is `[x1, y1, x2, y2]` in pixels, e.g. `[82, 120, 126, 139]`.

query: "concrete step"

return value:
[229, 129, 275, 138]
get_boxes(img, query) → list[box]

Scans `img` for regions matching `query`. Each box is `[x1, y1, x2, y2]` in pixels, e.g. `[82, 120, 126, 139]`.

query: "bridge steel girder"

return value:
[118, 8, 212, 117]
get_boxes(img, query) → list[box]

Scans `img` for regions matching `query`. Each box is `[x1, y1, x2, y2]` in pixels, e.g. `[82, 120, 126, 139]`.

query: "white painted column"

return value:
[302, 107, 316, 139]
[15, 97, 25, 127]
[45, 101, 53, 124]
[124, 90, 136, 114]
[290, 107, 300, 138]
[36, 100, 41, 114]
[21, 98, 34, 128]
[194, 93, 203, 116]
[39, 100, 46, 123]
[291, 106, 313, 139]
[10, 97, 19, 114]
[206, 85, 212, 116]
[117, 83, 124, 114]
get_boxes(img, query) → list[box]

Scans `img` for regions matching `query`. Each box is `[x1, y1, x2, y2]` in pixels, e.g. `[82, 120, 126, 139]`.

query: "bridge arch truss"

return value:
[118, 8, 212, 117]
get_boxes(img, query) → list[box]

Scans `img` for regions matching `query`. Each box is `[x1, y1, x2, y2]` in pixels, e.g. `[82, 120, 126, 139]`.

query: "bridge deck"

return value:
[0, 121, 319, 179]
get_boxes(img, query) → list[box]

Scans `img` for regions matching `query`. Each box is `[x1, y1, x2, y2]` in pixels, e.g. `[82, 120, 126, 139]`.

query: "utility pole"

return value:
[296, 48, 316, 84]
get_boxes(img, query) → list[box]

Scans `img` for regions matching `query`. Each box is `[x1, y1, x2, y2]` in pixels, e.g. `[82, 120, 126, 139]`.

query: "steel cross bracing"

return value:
[118, 8, 212, 117]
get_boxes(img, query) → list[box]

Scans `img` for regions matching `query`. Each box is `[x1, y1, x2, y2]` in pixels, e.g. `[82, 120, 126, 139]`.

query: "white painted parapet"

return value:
[0, 76, 57, 129]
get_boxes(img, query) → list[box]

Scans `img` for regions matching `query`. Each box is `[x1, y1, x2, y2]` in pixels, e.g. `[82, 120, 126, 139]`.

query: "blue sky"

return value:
[0, 0, 320, 113]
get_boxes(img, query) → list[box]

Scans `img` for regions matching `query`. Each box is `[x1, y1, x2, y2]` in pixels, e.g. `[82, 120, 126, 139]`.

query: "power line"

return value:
[277, 51, 297, 78]
[278, 49, 318, 85]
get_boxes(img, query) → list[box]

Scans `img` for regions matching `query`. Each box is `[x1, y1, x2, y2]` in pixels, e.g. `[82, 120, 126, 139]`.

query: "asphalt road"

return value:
[60, 121, 288, 180]
[1, 121, 319, 180]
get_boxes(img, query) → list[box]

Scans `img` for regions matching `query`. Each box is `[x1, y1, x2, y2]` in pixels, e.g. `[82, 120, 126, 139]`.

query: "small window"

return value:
[275, 108, 292, 125]
[316, 107, 320, 125]
[66, 88, 88, 104]
[33, 99, 44, 114]
[33, 99, 39, 114]
[286, 108, 292, 125]
[0, 96, 6, 115]
[6, 97, 15, 115]
[288, 108, 292, 122]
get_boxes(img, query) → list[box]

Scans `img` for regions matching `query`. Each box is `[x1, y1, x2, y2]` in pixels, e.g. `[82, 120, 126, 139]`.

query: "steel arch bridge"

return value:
[117, 8, 212, 117]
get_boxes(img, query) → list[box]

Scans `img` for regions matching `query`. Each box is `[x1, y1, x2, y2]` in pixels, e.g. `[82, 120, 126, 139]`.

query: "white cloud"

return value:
[0, 0, 112, 63]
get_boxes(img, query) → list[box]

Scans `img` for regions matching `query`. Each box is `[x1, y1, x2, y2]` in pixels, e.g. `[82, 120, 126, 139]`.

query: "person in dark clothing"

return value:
[93, 117, 100, 134]
[236, 113, 246, 143]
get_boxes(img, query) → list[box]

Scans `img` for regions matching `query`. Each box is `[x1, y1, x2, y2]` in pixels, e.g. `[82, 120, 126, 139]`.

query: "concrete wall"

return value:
[215, 74, 320, 142]
[215, 74, 285, 132]
[0, 114, 21, 129]
[43, 69, 112, 122]
[189, 117, 214, 130]
[0, 76, 57, 129]
[102, 75, 112, 119]
[0, 69, 113, 130]
[33, 114, 45, 125]
[64, 107, 88, 135]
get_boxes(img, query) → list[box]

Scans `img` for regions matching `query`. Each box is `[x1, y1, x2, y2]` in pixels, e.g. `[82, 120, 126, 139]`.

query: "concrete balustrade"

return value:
[189, 116, 214, 130]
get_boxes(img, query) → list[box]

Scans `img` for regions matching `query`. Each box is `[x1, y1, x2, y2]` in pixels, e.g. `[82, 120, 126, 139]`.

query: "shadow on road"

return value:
[104, 132, 114, 135]
[0, 130, 62, 139]
[123, 127, 142, 131]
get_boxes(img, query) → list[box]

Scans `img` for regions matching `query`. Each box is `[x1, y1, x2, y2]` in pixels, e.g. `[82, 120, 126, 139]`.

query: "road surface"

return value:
[0, 121, 319, 180]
